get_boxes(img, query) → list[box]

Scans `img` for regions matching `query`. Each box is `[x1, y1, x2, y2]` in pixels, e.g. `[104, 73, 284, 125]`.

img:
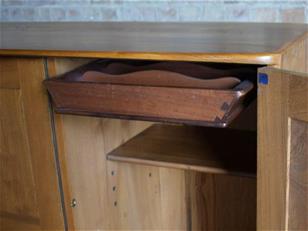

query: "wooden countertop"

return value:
[0, 22, 307, 64]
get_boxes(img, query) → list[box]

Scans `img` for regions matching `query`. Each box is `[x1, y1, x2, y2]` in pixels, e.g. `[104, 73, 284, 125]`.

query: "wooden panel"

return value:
[0, 213, 40, 231]
[46, 57, 97, 230]
[257, 67, 308, 231]
[46, 80, 252, 127]
[108, 124, 256, 177]
[189, 172, 256, 231]
[288, 73, 308, 122]
[280, 35, 308, 230]
[105, 163, 188, 230]
[0, 58, 64, 230]
[48, 58, 187, 230]
[58, 115, 107, 229]
[0, 50, 280, 65]
[5, 22, 305, 53]
[48, 57, 259, 230]
[288, 119, 308, 230]
[47, 58, 106, 229]
[45, 59, 255, 127]
[0, 58, 20, 89]
[57, 115, 187, 230]
[104, 120, 187, 230]
[281, 33, 308, 73]
[0, 90, 40, 229]
[1, 22, 307, 64]
[158, 168, 188, 230]
[56, 115, 151, 230]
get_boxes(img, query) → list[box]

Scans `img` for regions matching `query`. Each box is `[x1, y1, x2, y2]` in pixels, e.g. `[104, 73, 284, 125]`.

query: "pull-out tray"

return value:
[45, 60, 254, 127]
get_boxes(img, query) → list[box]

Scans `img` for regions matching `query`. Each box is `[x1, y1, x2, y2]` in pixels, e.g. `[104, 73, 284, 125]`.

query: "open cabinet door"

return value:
[257, 67, 307, 231]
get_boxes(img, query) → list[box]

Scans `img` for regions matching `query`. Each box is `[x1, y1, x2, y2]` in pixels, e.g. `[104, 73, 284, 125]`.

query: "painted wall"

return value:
[1, 0, 307, 23]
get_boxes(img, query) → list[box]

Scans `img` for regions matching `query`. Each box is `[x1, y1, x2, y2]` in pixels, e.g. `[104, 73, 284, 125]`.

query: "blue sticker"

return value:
[258, 73, 268, 85]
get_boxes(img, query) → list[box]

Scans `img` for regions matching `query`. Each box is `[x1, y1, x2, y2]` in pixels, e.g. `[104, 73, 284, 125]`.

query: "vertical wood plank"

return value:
[281, 33, 308, 73]
[159, 168, 187, 230]
[258, 69, 288, 230]
[288, 119, 308, 230]
[258, 67, 308, 231]
[0, 57, 65, 230]
[189, 172, 256, 231]
[18, 58, 65, 230]
[0, 90, 40, 222]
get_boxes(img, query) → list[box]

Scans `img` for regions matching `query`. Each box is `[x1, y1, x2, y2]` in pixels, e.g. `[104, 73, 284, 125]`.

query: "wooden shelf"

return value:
[107, 124, 256, 177]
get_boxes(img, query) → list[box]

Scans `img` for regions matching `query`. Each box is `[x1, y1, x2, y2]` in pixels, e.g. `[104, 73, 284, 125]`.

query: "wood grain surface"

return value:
[1, 23, 307, 231]
[47, 57, 259, 230]
[108, 124, 256, 177]
[45, 60, 255, 127]
[278, 33, 308, 230]
[288, 119, 308, 230]
[281, 32, 308, 73]
[45, 80, 253, 127]
[257, 67, 308, 231]
[54, 59, 246, 89]
[0, 58, 65, 230]
[188, 172, 256, 231]
[1, 22, 307, 64]
[49, 60, 186, 230]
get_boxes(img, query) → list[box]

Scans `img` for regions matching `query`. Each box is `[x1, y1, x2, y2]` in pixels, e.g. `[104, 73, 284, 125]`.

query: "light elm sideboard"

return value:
[0, 22, 307, 231]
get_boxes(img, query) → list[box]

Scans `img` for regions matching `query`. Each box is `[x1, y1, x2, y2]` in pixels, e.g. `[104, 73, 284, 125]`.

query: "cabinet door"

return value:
[258, 67, 307, 231]
[0, 58, 65, 230]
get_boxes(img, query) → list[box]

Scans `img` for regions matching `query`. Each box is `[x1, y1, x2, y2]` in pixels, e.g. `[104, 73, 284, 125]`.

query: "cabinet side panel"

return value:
[281, 33, 308, 73]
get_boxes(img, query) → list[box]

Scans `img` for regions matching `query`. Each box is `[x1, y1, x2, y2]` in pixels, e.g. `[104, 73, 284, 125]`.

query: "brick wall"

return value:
[1, 0, 307, 23]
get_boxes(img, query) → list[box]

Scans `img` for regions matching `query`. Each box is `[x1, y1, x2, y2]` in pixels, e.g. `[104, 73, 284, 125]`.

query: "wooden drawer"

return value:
[45, 60, 256, 127]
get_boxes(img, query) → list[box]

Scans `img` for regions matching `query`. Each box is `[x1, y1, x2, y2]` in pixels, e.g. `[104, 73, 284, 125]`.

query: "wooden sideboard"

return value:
[0, 22, 307, 231]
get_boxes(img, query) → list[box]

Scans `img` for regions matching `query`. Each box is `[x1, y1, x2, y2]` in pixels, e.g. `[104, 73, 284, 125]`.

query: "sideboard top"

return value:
[0, 22, 307, 64]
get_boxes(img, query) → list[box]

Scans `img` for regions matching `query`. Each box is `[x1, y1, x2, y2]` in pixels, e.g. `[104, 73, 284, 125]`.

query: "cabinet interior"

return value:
[49, 58, 260, 177]
[48, 57, 261, 230]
